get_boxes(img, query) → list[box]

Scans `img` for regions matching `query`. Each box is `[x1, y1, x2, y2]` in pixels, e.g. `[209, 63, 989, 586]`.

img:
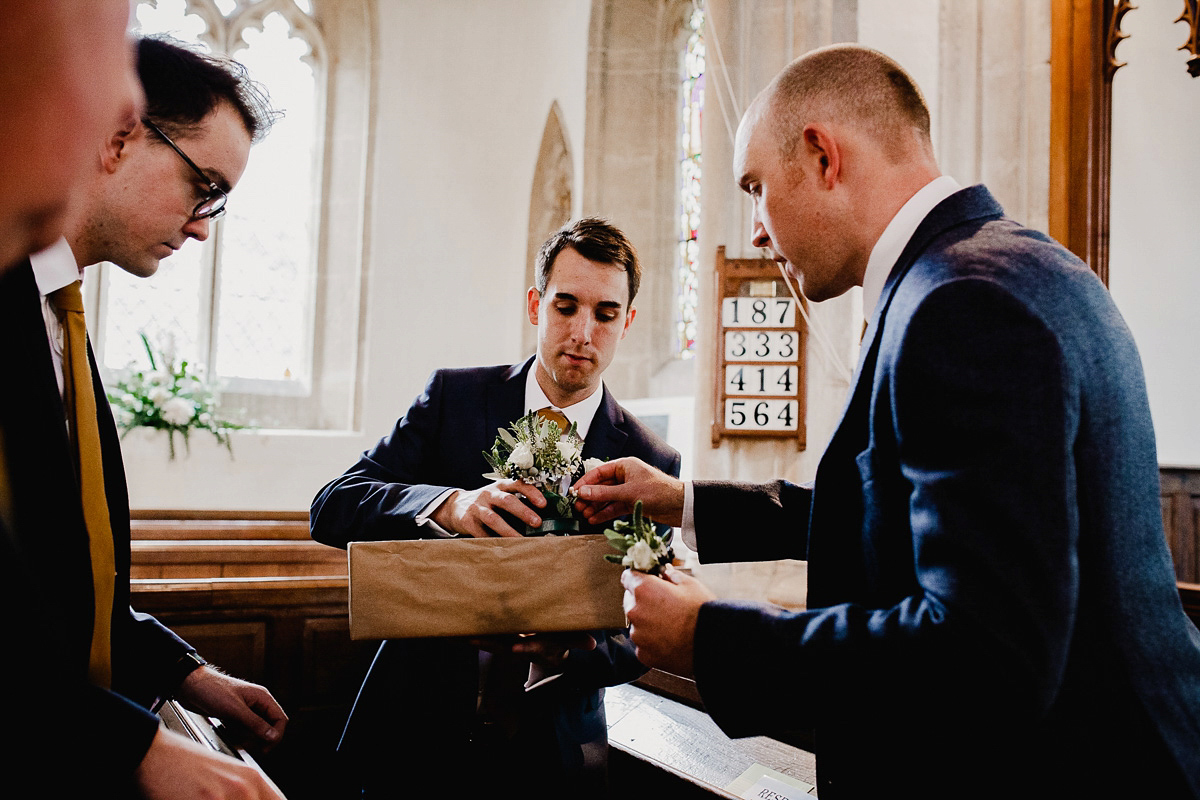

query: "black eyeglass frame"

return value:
[143, 118, 228, 221]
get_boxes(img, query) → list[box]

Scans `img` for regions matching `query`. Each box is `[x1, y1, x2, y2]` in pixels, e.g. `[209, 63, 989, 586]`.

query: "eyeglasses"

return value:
[143, 119, 228, 221]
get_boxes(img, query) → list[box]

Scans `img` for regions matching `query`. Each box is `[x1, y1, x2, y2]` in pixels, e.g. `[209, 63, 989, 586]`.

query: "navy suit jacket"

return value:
[0, 261, 196, 786]
[689, 187, 1200, 798]
[310, 358, 680, 790]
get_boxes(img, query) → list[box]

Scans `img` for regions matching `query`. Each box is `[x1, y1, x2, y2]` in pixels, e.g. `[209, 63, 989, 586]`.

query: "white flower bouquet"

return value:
[105, 332, 247, 459]
[483, 410, 603, 535]
[603, 500, 674, 575]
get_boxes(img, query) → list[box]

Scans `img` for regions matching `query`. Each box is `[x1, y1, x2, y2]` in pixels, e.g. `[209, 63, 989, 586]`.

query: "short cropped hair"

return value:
[768, 44, 931, 163]
[534, 217, 641, 304]
[137, 35, 279, 144]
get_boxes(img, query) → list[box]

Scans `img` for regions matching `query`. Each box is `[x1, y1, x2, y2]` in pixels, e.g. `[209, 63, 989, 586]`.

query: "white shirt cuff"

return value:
[681, 479, 697, 551]
[415, 488, 459, 537]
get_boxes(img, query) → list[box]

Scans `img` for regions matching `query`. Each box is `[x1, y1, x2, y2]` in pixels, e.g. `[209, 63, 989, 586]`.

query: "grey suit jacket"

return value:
[690, 186, 1200, 798]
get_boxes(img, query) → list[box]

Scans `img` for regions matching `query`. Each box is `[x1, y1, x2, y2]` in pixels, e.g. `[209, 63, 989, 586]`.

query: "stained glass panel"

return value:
[677, 5, 704, 358]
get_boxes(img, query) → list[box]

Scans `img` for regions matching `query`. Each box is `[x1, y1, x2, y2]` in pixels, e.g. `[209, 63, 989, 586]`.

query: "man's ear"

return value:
[101, 121, 138, 174]
[802, 123, 841, 189]
[621, 306, 636, 338]
[527, 286, 541, 325]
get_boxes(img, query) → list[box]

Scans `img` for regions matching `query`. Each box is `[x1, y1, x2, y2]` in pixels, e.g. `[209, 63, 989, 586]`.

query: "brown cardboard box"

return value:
[348, 534, 627, 639]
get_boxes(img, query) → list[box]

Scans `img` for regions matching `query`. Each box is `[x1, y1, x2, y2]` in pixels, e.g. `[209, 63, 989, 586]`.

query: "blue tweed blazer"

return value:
[691, 186, 1200, 798]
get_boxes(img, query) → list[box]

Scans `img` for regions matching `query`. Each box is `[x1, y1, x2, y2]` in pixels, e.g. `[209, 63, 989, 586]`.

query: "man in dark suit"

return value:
[575, 45, 1200, 798]
[0, 37, 288, 800]
[311, 217, 681, 798]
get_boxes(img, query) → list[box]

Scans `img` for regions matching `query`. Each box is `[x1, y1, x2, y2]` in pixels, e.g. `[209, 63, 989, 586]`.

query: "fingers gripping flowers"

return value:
[604, 501, 674, 575]
[483, 410, 600, 526]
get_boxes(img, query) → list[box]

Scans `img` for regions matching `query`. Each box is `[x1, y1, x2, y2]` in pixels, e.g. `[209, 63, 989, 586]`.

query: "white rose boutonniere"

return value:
[508, 442, 535, 470]
[483, 410, 596, 535]
[604, 500, 674, 575]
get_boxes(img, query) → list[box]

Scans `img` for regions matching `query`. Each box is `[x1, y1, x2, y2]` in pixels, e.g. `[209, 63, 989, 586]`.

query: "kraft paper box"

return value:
[348, 535, 627, 640]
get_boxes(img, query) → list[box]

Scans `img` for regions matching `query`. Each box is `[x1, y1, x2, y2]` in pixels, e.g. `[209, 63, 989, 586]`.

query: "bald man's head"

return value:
[764, 44, 934, 166]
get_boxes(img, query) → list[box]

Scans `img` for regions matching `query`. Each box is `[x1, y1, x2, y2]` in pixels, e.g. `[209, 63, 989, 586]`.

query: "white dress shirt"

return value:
[28, 237, 84, 402]
[682, 175, 963, 549]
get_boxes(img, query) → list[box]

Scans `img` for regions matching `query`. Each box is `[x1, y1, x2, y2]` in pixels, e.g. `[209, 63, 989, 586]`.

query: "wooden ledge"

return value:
[130, 574, 348, 610]
[132, 539, 347, 564]
[131, 519, 312, 541]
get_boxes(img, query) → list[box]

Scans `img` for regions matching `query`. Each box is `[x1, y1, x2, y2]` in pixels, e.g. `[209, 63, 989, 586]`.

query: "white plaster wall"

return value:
[1109, 0, 1200, 467]
[122, 0, 594, 509]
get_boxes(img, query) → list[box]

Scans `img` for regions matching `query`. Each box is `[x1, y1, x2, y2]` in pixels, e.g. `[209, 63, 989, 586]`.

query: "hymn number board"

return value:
[711, 246, 807, 449]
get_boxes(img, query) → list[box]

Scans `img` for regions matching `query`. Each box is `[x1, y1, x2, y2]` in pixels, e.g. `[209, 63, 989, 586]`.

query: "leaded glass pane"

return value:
[216, 11, 318, 386]
[677, 5, 704, 358]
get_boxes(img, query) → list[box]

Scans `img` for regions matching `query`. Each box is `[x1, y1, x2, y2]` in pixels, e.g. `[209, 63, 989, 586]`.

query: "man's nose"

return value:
[183, 216, 211, 242]
[571, 314, 594, 344]
[750, 209, 770, 249]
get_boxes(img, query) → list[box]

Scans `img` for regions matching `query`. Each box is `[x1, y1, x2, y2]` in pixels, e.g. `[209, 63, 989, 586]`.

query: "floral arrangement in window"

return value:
[106, 332, 247, 460]
[483, 410, 604, 535]
[603, 500, 674, 575]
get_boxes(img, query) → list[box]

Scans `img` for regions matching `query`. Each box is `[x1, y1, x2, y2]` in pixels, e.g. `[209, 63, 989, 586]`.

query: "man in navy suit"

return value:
[0, 37, 287, 800]
[311, 217, 680, 798]
[575, 45, 1200, 798]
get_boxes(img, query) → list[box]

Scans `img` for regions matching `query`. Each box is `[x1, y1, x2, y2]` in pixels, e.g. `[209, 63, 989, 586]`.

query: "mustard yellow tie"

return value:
[536, 407, 570, 437]
[48, 281, 114, 688]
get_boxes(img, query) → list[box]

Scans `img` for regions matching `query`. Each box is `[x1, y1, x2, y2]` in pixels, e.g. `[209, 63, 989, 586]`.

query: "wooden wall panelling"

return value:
[1160, 468, 1200, 583]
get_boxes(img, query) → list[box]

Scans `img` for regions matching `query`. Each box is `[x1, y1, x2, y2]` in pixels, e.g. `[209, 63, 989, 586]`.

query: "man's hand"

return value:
[471, 632, 597, 670]
[573, 457, 685, 527]
[135, 728, 287, 800]
[430, 480, 547, 537]
[621, 566, 715, 678]
[177, 666, 287, 752]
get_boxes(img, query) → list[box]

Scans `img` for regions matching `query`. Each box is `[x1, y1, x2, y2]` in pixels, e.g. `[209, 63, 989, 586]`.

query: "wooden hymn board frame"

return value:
[711, 246, 807, 449]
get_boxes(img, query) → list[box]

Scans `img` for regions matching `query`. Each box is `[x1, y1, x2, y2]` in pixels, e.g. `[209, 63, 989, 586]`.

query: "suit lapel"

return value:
[484, 358, 533, 445]
[0, 261, 96, 660]
[807, 186, 1005, 597]
[581, 387, 628, 461]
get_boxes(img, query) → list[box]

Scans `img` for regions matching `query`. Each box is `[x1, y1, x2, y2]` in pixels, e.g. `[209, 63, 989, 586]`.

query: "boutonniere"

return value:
[603, 501, 674, 575]
[483, 410, 604, 534]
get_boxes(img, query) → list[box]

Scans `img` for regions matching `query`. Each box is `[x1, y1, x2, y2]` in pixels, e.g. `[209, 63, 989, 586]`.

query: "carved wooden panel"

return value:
[1161, 467, 1200, 583]
[1179, 0, 1200, 76]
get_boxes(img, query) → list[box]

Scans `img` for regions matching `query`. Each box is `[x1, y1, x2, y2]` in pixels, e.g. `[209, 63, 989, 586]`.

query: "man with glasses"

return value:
[0, 35, 289, 800]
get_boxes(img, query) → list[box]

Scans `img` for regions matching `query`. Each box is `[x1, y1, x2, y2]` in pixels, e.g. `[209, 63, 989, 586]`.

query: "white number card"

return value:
[724, 331, 799, 362]
[724, 399, 799, 431]
[722, 297, 796, 328]
[725, 365, 798, 396]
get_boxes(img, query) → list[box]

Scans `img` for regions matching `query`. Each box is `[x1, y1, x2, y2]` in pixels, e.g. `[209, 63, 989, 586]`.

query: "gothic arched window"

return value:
[93, 0, 367, 430]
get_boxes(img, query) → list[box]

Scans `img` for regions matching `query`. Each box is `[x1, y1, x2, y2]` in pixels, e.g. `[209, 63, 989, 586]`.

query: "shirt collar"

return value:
[28, 237, 83, 297]
[523, 364, 604, 441]
[861, 175, 961, 318]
